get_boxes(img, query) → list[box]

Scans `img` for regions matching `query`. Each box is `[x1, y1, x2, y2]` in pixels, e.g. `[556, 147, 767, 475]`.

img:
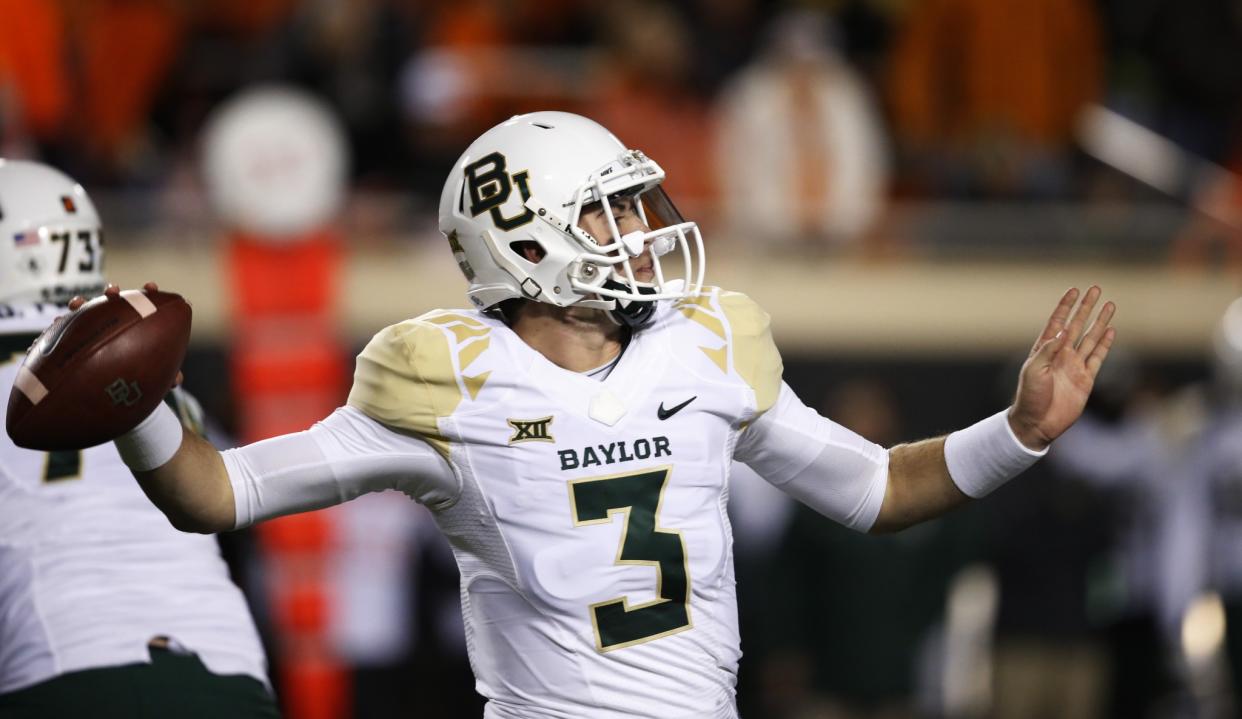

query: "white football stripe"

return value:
[15, 366, 48, 405]
[120, 290, 157, 318]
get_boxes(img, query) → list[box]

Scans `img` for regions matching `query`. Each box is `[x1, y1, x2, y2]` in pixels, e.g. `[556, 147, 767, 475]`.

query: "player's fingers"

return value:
[175, 370, 184, 387]
[68, 295, 86, 310]
[104, 284, 120, 296]
[1032, 327, 1070, 365]
[143, 281, 160, 293]
[1076, 301, 1116, 358]
[1064, 285, 1101, 346]
[1085, 327, 1117, 379]
[1031, 287, 1079, 355]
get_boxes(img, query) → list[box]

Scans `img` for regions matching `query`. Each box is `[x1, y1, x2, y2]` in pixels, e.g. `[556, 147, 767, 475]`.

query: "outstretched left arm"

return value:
[871, 286, 1117, 533]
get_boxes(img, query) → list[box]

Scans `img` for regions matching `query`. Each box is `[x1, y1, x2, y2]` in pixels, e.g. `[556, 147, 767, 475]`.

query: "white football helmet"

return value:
[0, 159, 105, 305]
[438, 111, 705, 326]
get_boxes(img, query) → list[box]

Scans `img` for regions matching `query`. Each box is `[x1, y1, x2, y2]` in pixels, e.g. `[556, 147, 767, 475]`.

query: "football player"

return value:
[0, 160, 278, 718]
[102, 112, 1114, 718]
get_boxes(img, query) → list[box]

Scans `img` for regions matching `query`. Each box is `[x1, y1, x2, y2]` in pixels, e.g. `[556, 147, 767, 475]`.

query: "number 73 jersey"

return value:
[348, 288, 783, 718]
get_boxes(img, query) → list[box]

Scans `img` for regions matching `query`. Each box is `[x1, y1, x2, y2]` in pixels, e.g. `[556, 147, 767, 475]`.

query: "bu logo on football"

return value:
[508, 416, 554, 444]
[105, 378, 143, 407]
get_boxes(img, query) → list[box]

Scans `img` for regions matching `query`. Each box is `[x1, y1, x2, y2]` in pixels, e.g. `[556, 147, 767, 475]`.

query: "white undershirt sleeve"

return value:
[733, 381, 889, 532]
[224, 405, 459, 529]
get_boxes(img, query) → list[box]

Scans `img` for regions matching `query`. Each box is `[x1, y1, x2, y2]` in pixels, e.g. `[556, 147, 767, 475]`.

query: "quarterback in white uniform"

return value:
[98, 112, 1115, 718]
[0, 160, 275, 717]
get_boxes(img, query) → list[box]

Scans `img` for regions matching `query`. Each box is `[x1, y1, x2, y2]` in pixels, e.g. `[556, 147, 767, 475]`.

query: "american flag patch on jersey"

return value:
[13, 232, 37, 247]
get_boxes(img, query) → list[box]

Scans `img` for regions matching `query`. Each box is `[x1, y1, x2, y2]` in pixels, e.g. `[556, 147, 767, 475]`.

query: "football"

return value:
[5, 288, 192, 451]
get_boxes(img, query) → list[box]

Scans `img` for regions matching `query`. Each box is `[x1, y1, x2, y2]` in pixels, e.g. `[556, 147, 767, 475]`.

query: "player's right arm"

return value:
[129, 405, 458, 534]
[132, 429, 235, 533]
[121, 313, 462, 534]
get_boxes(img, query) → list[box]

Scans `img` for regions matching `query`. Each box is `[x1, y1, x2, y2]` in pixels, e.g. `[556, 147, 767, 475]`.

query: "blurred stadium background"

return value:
[3, 0, 1242, 717]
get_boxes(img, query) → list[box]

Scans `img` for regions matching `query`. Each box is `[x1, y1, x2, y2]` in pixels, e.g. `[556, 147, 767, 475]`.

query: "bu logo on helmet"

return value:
[464, 152, 535, 231]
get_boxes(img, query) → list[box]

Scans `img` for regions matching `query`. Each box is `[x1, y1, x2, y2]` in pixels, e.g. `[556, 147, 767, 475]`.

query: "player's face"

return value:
[577, 195, 655, 282]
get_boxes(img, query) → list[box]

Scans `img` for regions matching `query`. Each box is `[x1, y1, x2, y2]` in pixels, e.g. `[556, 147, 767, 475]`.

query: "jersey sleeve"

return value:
[224, 405, 459, 529]
[733, 381, 889, 532]
[683, 289, 783, 418]
[347, 318, 466, 458]
[719, 291, 783, 417]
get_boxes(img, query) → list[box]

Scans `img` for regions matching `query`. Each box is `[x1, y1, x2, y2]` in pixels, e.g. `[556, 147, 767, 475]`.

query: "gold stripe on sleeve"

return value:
[717, 291, 784, 416]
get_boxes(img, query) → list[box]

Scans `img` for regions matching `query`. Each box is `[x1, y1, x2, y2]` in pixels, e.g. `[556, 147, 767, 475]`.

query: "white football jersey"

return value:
[347, 288, 785, 718]
[0, 302, 269, 694]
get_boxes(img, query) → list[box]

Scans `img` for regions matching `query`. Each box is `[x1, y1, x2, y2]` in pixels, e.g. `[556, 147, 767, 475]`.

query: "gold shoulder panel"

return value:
[716, 290, 783, 415]
[348, 311, 493, 457]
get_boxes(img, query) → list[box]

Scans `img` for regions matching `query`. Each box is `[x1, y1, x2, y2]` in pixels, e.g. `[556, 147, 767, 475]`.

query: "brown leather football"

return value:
[5, 289, 191, 450]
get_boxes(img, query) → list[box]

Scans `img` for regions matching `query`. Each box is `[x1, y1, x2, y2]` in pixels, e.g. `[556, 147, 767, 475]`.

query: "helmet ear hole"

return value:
[511, 240, 546, 264]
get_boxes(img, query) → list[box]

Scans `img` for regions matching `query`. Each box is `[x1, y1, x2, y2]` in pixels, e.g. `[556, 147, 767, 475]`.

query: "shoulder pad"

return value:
[674, 288, 783, 415]
[347, 310, 493, 452]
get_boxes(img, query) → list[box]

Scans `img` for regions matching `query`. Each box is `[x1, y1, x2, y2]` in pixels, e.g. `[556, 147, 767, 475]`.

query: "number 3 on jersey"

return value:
[569, 467, 692, 652]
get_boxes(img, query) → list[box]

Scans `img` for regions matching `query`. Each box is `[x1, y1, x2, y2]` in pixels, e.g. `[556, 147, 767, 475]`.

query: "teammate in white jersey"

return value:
[0, 160, 278, 718]
[92, 112, 1113, 718]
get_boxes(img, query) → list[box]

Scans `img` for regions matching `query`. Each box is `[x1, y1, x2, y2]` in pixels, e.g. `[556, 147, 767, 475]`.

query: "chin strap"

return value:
[604, 279, 656, 329]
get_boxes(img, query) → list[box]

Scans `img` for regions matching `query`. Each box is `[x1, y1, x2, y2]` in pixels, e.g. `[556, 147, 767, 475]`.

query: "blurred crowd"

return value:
[0, 0, 1240, 262]
[4, 1, 1242, 718]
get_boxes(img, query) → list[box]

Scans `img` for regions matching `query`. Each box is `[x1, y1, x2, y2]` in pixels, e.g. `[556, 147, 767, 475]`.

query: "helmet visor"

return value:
[637, 186, 684, 231]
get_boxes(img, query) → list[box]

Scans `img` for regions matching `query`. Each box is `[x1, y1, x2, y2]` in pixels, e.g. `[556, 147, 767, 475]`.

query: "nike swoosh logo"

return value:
[657, 396, 697, 420]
